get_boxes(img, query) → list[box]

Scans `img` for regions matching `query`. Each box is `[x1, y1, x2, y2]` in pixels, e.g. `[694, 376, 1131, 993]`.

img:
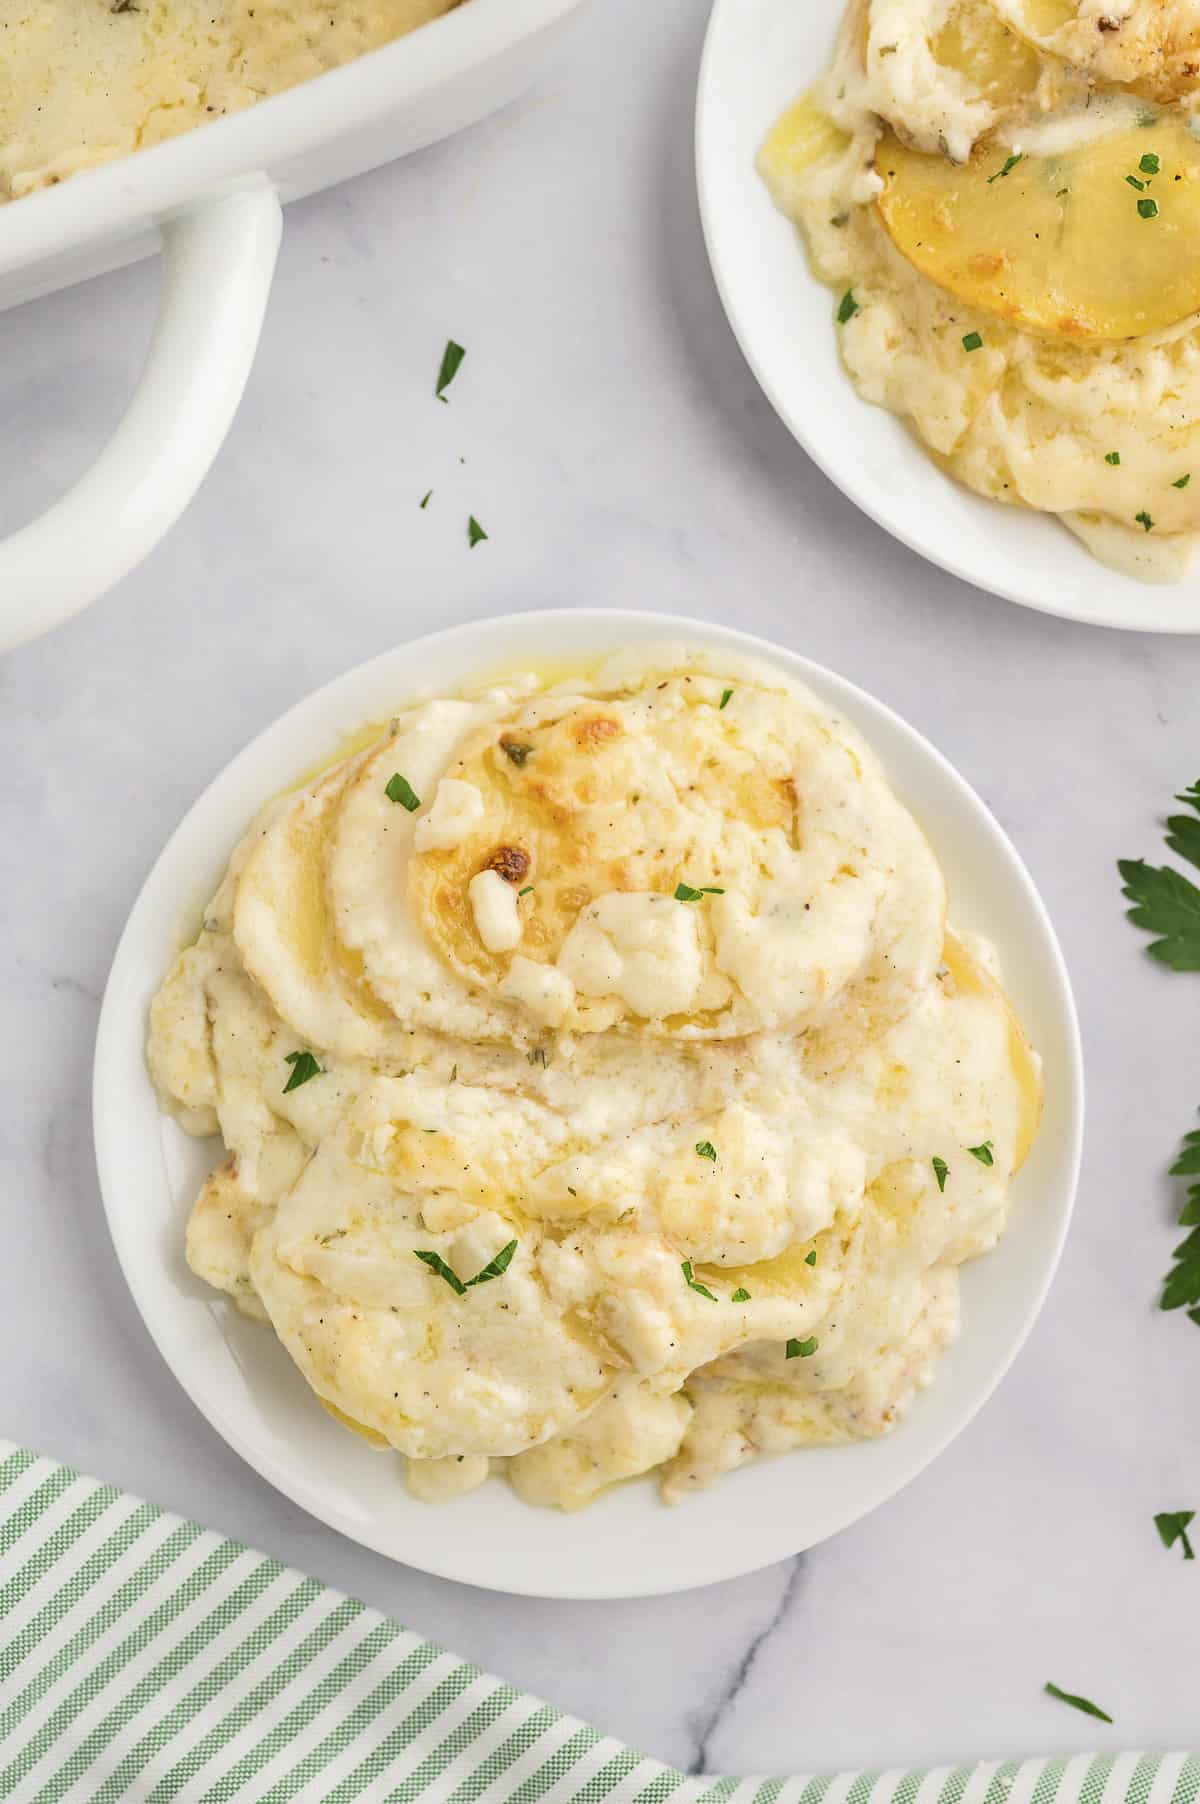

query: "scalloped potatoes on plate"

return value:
[148, 645, 1041, 1511]
[761, 0, 1200, 581]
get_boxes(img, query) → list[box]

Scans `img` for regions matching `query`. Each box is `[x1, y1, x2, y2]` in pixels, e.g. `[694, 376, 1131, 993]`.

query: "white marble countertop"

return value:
[3, 0, 1200, 1778]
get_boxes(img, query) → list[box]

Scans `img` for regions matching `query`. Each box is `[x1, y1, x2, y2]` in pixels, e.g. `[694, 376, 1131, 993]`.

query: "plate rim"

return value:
[93, 606, 1085, 1598]
[694, 0, 1200, 635]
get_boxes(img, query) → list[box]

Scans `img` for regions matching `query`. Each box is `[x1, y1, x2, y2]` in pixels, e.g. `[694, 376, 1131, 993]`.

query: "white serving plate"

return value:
[0, 0, 587, 653]
[93, 607, 1083, 1599]
[696, 0, 1200, 633]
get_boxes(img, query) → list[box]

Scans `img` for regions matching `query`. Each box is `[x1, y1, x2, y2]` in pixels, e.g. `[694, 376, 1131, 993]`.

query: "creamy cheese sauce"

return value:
[148, 645, 1042, 1510]
[0, 0, 462, 201]
[763, 0, 1200, 582]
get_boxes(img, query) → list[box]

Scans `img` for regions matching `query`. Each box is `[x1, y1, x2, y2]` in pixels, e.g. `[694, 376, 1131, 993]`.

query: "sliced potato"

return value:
[990, 0, 1200, 101]
[877, 113, 1200, 339]
[760, 90, 848, 186]
[931, 0, 1045, 105]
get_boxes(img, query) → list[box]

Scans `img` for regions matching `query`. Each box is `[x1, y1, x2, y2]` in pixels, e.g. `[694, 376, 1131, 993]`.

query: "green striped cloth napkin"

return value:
[0, 1446, 1196, 1804]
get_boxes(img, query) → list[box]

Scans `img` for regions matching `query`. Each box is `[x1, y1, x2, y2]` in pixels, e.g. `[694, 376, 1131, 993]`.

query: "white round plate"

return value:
[696, 0, 1200, 633]
[94, 608, 1083, 1598]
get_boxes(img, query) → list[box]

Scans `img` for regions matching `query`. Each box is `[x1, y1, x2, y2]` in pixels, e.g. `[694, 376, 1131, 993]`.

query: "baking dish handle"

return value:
[0, 184, 283, 654]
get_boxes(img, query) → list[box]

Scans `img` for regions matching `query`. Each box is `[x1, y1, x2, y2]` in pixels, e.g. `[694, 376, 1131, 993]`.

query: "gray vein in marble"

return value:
[687, 1555, 805, 1775]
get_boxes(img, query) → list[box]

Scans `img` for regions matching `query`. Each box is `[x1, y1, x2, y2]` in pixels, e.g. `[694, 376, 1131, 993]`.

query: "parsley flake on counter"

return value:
[1119, 780, 1200, 970]
[468, 515, 489, 549]
[1044, 1682, 1113, 1725]
[731, 1287, 751, 1302]
[682, 1260, 719, 1302]
[719, 688, 733, 710]
[419, 490, 433, 509]
[1136, 511, 1155, 531]
[1137, 196, 1159, 219]
[962, 331, 983, 352]
[968, 1141, 994, 1166]
[932, 1155, 949, 1191]
[987, 153, 1021, 183]
[1140, 152, 1161, 175]
[385, 772, 421, 811]
[1105, 451, 1121, 465]
[837, 290, 859, 324]
[1154, 1510, 1196, 1560]
[786, 1336, 819, 1359]
[435, 339, 465, 400]
[282, 1050, 323, 1094]
[1175, 474, 1192, 489]
[695, 1140, 717, 1161]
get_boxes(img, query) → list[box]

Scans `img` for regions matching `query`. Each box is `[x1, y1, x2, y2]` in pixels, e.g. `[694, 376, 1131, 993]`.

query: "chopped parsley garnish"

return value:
[518, 884, 533, 896]
[837, 290, 859, 324]
[1044, 1682, 1113, 1725]
[414, 1240, 518, 1294]
[1140, 152, 1161, 175]
[805, 1249, 817, 1266]
[932, 1156, 949, 1192]
[786, 1336, 820, 1359]
[1137, 197, 1159, 219]
[1126, 174, 1146, 191]
[385, 772, 421, 811]
[695, 1140, 717, 1161]
[435, 339, 465, 400]
[1105, 451, 1121, 465]
[719, 689, 733, 710]
[1175, 474, 1192, 489]
[731, 1287, 751, 1302]
[1154, 1510, 1196, 1560]
[962, 331, 983, 352]
[468, 515, 489, 548]
[987, 153, 1021, 183]
[1136, 511, 1154, 531]
[968, 1141, 995, 1166]
[502, 740, 533, 765]
[419, 490, 433, 509]
[282, 1050, 323, 1093]
[674, 882, 725, 901]
[682, 1259, 719, 1302]
[414, 1249, 466, 1294]
[467, 1240, 518, 1287]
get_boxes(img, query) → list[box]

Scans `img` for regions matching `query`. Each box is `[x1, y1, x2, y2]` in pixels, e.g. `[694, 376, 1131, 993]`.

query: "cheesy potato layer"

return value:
[0, 0, 460, 201]
[148, 645, 1042, 1510]
[762, 0, 1200, 582]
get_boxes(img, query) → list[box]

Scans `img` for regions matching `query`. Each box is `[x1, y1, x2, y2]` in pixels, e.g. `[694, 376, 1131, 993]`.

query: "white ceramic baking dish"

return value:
[0, 0, 587, 654]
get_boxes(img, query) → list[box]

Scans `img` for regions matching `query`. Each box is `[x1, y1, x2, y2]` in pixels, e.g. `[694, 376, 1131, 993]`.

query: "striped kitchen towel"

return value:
[0, 1447, 1195, 1804]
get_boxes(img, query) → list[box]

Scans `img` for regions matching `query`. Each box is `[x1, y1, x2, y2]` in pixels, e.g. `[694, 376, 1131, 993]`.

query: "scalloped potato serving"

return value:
[761, 0, 1200, 581]
[148, 646, 1042, 1510]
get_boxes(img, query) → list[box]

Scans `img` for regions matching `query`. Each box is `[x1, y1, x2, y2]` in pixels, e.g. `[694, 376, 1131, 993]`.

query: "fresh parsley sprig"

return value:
[1119, 781, 1200, 969]
[1161, 1116, 1200, 1320]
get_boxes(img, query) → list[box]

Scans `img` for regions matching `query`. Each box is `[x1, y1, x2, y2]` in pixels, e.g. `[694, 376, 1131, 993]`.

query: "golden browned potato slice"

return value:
[877, 113, 1200, 339]
[931, 0, 1046, 105]
[990, 0, 1200, 102]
